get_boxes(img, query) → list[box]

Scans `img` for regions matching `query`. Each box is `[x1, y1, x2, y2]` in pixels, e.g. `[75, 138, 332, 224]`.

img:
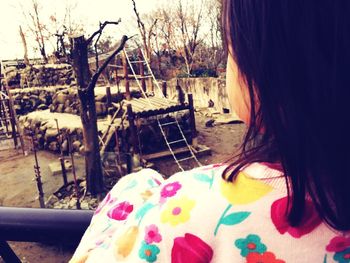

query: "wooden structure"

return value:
[98, 47, 205, 172]
[0, 62, 25, 152]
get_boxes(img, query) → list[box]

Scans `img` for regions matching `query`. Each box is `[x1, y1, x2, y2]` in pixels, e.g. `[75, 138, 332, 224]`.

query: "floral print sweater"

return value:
[70, 163, 349, 263]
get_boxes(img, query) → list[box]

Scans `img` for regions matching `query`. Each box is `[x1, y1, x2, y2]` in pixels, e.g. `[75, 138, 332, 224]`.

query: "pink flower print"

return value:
[326, 236, 350, 252]
[94, 193, 117, 215]
[171, 233, 213, 263]
[202, 163, 224, 170]
[271, 197, 321, 238]
[152, 177, 162, 186]
[144, 224, 162, 244]
[160, 182, 182, 198]
[107, 201, 133, 221]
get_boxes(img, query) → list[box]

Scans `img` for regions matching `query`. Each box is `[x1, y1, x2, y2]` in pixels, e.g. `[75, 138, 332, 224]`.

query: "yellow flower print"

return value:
[220, 172, 273, 205]
[114, 226, 139, 259]
[141, 190, 153, 201]
[160, 196, 196, 226]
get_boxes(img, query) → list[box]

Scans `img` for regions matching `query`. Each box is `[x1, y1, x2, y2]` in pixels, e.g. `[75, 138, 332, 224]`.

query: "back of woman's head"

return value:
[222, 0, 350, 230]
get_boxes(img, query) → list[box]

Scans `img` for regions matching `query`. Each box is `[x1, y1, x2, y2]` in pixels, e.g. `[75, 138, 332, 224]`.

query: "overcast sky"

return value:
[0, 0, 159, 60]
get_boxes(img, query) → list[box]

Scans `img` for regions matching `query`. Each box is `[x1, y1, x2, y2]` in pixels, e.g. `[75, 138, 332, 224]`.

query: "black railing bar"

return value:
[0, 207, 93, 244]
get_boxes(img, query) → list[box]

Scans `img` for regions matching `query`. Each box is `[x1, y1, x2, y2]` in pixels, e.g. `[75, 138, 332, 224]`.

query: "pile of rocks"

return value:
[19, 115, 84, 153]
[50, 88, 81, 115]
[5, 64, 75, 88]
[50, 87, 123, 116]
[46, 181, 99, 210]
[10, 86, 67, 115]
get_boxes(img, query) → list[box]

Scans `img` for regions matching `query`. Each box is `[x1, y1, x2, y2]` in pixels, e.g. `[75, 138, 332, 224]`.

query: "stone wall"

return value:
[10, 86, 67, 115]
[166, 77, 230, 113]
[5, 64, 75, 88]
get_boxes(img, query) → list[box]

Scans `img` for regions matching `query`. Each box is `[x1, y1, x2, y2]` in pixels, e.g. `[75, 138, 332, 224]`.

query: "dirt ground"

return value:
[0, 113, 245, 263]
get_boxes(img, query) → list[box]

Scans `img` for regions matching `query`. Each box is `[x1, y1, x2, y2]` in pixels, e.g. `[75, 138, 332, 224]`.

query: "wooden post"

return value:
[126, 103, 139, 155]
[114, 56, 119, 85]
[188, 93, 197, 140]
[122, 51, 131, 100]
[106, 86, 112, 108]
[176, 79, 185, 105]
[138, 49, 147, 92]
[162, 81, 167, 98]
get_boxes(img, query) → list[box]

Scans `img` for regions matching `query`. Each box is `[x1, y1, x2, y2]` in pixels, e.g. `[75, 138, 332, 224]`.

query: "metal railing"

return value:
[0, 207, 93, 262]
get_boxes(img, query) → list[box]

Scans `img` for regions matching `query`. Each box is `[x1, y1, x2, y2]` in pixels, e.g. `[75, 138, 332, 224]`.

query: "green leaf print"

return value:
[220, 212, 251, 226]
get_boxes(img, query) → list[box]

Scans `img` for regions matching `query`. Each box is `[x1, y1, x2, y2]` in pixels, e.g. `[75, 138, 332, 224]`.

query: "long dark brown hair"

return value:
[222, 0, 350, 230]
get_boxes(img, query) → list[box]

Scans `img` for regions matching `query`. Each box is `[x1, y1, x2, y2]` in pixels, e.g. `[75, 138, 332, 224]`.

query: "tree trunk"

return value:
[19, 26, 30, 66]
[71, 35, 104, 195]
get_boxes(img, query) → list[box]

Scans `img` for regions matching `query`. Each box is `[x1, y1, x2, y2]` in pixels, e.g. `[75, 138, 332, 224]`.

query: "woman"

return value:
[71, 1, 350, 262]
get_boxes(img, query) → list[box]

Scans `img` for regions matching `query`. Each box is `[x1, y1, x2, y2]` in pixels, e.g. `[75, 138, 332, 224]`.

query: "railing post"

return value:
[106, 86, 112, 108]
[176, 79, 185, 105]
[0, 240, 21, 263]
[162, 81, 167, 98]
[188, 93, 197, 141]
[126, 104, 139, 155]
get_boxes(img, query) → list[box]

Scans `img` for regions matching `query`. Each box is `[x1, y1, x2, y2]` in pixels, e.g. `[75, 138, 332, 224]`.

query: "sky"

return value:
[0, 0, 159, 60]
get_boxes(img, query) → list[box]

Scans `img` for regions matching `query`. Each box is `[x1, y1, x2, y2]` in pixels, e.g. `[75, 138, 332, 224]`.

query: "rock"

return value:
[89, 199, 98, 208]
[69, 198, 77, 208]
[205, 119, 215, 127]
[64, 106, 73, 113]
[54, 203, 63, 209]
[80, 202, 89, 210]
[46, 194, 59, 206]
[37, 104, 48, 110]
[62, 203, 69, 209]
[48, 141, 59, 151]
[79, 145, 85, 154]
[72, 140, 82, 151]
[45, 129, 58, 141]
[61, 139, 68, 152]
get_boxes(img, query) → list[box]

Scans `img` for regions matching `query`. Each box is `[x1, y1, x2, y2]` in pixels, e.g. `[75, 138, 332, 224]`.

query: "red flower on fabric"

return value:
[107, 201, 133, 221]
[160, 182, 182, 198]
[171, 233, 213, 263]
[326, 236, 350, 252]
[271, 197, 321, 238]
[94, 193, 117, 215]
[247, 252, 285, 263]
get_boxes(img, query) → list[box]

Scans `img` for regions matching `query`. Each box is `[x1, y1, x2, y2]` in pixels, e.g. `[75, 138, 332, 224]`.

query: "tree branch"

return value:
[86, 19, 122, 45]
[87, 35, 128, 91]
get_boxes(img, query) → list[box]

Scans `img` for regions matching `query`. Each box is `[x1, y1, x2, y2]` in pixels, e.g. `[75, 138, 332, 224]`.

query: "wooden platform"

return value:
[119, 97, 188, 118]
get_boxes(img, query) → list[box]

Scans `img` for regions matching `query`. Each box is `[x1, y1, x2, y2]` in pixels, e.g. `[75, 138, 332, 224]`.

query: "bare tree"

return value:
[175, 0, 204, 75]
[19, 26, 30, 65]
[206, 0, 225, 73]
[23, 0, 49, 63]
[131, 0, 158, 64]
[70, 21, 127, 195]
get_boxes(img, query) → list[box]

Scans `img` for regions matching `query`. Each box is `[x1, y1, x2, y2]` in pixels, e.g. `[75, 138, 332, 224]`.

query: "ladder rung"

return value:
[130, 60, 146, 64]
[168, 139, 186, 145]
[136, 75, 152, 79]
[178, 156, 195, 162]
[108, 64, 123, 69]
[160, 121, 177, 126]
